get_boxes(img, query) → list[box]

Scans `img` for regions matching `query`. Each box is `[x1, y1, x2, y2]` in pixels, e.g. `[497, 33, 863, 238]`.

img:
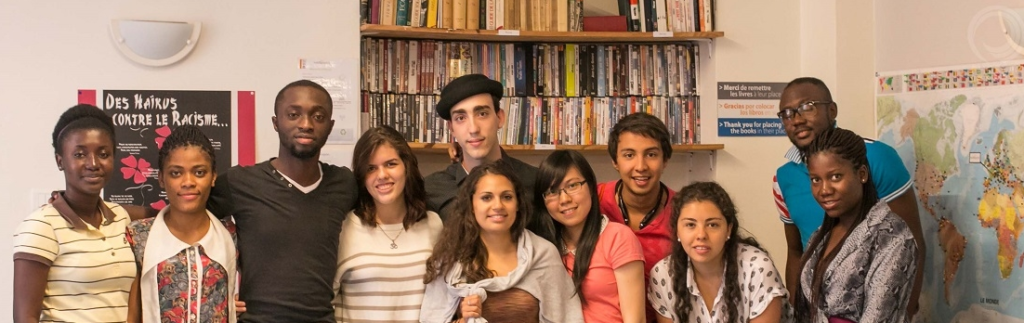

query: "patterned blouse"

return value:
[127, 217, 237, 323]
[800, 201, 917, 323]
[648, 242, 791, 323]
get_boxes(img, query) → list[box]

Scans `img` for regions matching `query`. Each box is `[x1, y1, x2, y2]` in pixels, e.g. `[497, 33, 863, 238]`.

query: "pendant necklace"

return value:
[379, 226, 403, 249]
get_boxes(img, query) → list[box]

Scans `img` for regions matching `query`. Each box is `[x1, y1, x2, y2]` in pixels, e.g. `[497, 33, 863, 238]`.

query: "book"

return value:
[467, 0, 480, 30]
[582, 16, 628, 31]
[397, 0, 410, 26]
[427, 0, 439, 27]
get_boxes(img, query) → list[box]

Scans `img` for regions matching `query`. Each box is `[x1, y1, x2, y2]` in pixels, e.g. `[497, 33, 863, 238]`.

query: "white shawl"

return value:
[140, 208, 237, 323]
[420, 231, 583, 323]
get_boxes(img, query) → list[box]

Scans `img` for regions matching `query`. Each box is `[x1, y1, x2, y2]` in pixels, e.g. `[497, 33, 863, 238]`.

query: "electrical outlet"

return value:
[30, 189, 54, 210]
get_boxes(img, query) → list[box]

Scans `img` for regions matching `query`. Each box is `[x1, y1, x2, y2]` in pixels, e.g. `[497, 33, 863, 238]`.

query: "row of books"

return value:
[360, 0, 583, 32]
[361, 38, 700, 98]
[361, 93, 701, 145]
[617, 0, 715, 32]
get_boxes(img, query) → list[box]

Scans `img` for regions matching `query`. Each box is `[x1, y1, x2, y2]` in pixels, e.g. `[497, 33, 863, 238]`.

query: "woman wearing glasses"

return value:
[535, 150, 646, 323]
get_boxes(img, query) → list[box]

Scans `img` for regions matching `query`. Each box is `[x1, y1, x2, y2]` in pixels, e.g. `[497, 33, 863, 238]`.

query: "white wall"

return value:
[710, 0, 802, 274]
[876, 0, 1024, 72]
[710, 0, 877, 277]
[0, 0, 358, 318]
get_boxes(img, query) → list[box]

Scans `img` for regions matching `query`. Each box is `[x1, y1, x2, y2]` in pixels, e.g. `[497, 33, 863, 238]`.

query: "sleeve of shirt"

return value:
[12, 211, 59, 266]
[773, 175, 793, 224]
[744, 247, 789, 319]
[605, 224, 645, 269]
[861, 227, 917, 323]
[207, 168, 234, 220]
[867, 141, 913, 202]
[646, 258, 674, 319]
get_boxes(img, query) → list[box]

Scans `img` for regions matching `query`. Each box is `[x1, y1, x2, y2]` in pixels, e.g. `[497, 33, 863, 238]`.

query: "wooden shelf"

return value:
[360, 24, 724, 42]
[407, 142, 724, 155]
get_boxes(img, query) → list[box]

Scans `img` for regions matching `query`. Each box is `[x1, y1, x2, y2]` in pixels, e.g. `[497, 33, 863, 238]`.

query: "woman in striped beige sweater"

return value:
[332, 126, 443, 323]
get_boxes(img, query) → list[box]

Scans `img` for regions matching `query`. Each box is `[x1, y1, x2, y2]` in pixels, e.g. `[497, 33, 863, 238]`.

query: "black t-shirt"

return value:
[424, 152, 554, 240]
[208, 160, 356, 323]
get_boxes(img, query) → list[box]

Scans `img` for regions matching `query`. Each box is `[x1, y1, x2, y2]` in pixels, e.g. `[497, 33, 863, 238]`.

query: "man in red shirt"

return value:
[596, 112, 675, 322]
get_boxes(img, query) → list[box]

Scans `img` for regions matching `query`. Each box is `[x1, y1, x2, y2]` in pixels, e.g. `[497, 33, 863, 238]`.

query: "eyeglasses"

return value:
[777, 101, 833, 121]
[542, 180, 587, 201]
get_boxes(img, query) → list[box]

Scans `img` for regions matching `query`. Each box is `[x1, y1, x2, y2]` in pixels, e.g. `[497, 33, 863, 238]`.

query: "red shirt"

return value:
[597, 180, 676, 323]
[597, 180, 675, 275]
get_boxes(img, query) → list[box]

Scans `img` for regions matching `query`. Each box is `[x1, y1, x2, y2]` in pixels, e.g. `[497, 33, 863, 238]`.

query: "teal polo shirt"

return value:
[773, 139, 913, 247]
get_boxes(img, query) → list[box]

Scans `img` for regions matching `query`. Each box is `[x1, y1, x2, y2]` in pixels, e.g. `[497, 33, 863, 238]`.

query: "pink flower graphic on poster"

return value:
[150, 199, 167, 211]
[155, 126, 171, 149]
[120, 155, 151, 185]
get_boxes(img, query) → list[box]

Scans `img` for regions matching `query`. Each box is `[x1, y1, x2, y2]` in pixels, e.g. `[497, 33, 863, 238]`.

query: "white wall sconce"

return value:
[109, 19, 202, 67]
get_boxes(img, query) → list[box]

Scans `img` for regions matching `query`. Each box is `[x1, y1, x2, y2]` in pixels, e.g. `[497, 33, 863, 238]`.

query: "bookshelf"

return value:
[408, 143, 725, 155]
[360, 24, 724, 42]
[359, 21, 726, 154]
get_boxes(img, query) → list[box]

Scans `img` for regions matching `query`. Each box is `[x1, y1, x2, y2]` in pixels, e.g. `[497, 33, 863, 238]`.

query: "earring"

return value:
[58, 166, 63, 171]
[861, 179, 867, 183]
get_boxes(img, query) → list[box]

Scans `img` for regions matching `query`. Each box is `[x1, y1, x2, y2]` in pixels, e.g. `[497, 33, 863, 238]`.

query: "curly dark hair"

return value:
[423, 160, 530, 284]
[533, 150, 600, 304]
[351, 125, 428, 229]
[794, 127, 878, 322]
[157, 125, 216, 172]
[52, 104, 116, 155]
[668, 181, 762, 323]
[606, 112, 673, 162]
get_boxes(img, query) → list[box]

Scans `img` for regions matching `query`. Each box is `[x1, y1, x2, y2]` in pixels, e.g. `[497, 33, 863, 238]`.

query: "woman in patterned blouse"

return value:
[647, 181, 790, 323]
[126, 125, 237, 323]
[795, 128, 917, 323]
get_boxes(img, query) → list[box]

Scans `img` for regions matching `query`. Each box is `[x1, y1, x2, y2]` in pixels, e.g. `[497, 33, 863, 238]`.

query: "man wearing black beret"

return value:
[424, 74, 552, 238]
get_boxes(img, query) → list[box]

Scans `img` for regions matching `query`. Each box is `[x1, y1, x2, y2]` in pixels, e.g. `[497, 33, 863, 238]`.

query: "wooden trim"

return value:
[407, 143, 724, 155]
[360, 24, 724, 42]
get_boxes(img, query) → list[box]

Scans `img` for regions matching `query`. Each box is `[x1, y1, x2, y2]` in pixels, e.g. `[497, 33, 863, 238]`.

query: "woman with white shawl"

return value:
[126, 125, 237, 323]
[420, 161, 584, 323]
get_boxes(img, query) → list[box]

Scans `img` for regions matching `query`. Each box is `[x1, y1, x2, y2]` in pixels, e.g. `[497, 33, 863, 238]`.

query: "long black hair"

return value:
[794, 127, 879, 321]
[668, 181, 761, 323]
[533, 150, 601, 304]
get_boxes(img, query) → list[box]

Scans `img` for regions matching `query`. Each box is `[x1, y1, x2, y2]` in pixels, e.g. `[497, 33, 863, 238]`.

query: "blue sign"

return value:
[717, 118, 786, 136]
[717, 81, 788, 137]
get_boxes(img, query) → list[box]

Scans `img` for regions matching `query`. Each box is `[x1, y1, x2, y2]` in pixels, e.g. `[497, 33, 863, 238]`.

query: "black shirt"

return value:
[208, 160, 356, 323]
[424, 150, 553, 239]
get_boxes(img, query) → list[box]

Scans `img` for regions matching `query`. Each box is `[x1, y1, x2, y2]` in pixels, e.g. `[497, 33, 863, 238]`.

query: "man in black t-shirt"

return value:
[207, 80, 357, 322]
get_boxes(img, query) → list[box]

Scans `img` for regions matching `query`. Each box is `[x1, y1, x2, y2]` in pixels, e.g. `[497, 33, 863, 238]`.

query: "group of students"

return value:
[12, 74, 922, 323]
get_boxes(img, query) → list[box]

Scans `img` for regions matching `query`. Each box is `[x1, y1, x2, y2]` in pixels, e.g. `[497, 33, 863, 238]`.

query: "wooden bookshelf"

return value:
[407, 142, 724, 155]
[360, 24, 724, 42]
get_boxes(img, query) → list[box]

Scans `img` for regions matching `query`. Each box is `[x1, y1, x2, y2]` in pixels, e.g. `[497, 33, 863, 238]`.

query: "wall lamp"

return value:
[109, 19, 202, 67]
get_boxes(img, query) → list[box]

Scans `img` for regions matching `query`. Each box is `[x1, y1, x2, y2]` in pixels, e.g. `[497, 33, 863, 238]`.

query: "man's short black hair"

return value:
[607, 112, 673, 162]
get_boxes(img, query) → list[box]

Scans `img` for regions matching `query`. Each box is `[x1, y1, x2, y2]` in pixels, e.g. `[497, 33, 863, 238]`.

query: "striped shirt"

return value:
[332, 210, 442, 323]
[12, 196, 136, 323]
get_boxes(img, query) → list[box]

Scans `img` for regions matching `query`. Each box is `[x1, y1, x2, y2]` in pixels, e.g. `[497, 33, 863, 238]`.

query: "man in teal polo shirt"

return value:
[772, 77, 924, 316]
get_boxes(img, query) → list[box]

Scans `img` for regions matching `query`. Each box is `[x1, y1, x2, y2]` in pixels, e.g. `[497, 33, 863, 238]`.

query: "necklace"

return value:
[615, 180, 666, 230]
[378, 226, 404, 249]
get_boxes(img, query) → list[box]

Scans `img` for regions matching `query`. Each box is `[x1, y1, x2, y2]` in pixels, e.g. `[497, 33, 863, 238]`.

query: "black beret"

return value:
[436, 74, 504, 120]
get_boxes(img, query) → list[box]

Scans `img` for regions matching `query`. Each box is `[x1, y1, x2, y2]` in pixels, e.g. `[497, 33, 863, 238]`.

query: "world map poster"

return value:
[877, 61, 1024, 322]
